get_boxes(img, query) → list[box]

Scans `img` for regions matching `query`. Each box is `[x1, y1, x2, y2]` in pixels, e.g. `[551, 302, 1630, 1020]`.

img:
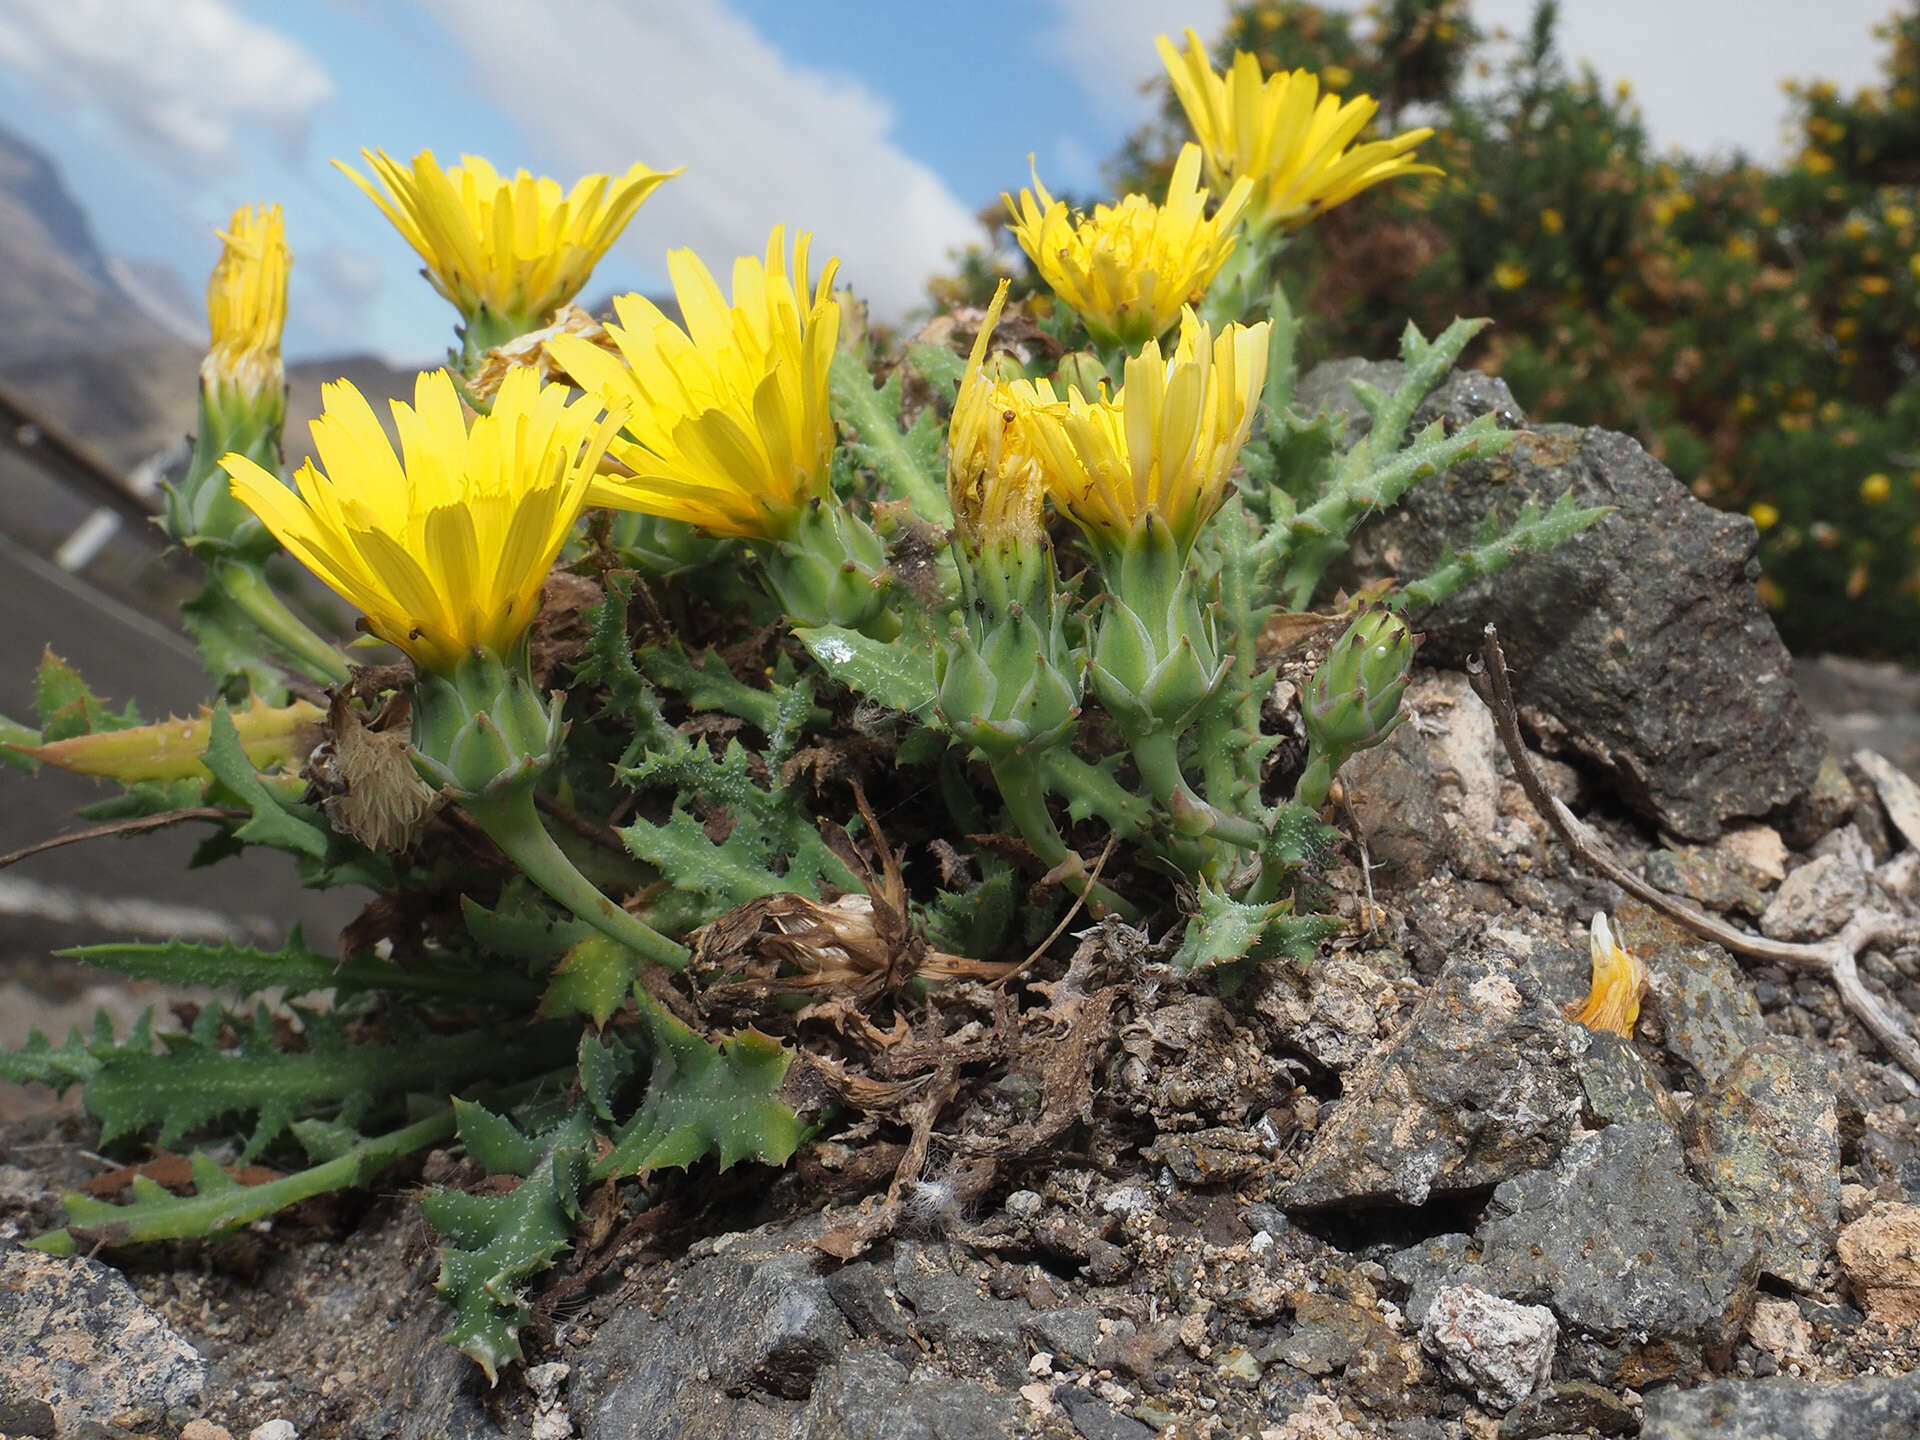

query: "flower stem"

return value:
[988, 755, 1139, 921]
[1128, 728, 1268, 851]
[211, 560, 351, 686]
[462, 787, 689, 971]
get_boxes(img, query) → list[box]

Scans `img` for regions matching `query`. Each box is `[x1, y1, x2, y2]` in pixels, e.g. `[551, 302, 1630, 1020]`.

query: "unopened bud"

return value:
[1302, 609, 1418, 763]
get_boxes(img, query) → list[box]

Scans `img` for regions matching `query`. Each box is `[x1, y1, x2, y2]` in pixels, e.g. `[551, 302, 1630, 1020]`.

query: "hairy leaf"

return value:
[830, 349, 951, 524]
[793, 624, 936, 717]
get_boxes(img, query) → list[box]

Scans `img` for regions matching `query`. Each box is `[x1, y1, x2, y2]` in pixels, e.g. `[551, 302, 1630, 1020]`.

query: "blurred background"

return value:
[2, 0, 1918, 1083]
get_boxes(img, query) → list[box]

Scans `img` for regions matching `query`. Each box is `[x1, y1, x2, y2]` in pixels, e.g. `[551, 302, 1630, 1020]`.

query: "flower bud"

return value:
[1302, 609, 1417, 763]
[409, 648, 564, 800]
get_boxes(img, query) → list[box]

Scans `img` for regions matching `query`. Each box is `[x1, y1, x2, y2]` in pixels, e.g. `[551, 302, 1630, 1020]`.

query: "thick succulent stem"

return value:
[463, 787, 689, 971]
[988, 754, 1139, 921]
[208, 560, 351, 686]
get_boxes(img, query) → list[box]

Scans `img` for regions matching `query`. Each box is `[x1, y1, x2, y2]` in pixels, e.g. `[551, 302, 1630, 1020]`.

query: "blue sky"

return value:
[0, 0, 1897, 365]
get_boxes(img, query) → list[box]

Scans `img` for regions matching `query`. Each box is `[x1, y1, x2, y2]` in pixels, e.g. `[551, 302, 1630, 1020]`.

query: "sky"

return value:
[0, 0, 1900, 366]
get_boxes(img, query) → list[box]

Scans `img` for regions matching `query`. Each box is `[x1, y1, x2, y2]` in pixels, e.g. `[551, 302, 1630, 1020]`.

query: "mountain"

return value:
[0, 125, 416, 476]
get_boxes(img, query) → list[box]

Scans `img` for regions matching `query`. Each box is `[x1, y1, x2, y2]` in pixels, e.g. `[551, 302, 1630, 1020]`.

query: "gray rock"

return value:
[0, 1393, 56, 1438]
[1681, 1035, 1842, 1290]
[575, 1245, 850, 1439]
[1300, 360, 1823, 841]
[1419, 1285, 1556, 1411]
[1387, 1233, 1487, 1328]
[795, 1357, 1020, 1440]
[1497, 1380, 1637, 1439]
[1053, 1387, 1156, 1440]
[1759, 854, 1869, 941]
[1640, 1372, 1920, 1439]
[1616, 903, 1766, 1086]
[1644, 845, 1773, 916]
[826, 1262, 912, 1344]
[1140, 1127, 1267, 1186]
[0, 1250, 207, 1431]
[892, 1246, 1029, 1385]
[1021, 1307, 1107, 1369]
[1284, 942, 1594, 1210]
[1251, 947, 1410, 1073]
[1474, 1120, 1760, 1387]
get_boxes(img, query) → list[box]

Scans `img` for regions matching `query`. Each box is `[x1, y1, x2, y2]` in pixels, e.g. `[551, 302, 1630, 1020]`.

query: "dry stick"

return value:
[1466, 623, 1920, 1085]
[991, 835, 1119, 991]
[0, 807, 248, 872]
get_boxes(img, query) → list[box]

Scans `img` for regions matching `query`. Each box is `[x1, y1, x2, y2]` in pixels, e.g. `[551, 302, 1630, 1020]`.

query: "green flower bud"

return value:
[762, 498, 897, 639]
[410, 646, 563, 800]
[935, 541, 1083, 756]
[1296, 609, 1419, 809]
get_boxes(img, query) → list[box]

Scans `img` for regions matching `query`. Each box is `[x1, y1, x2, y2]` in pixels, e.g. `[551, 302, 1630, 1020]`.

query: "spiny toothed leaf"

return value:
[829, 349, 950, 524]
[575, 573, 674, 744]
[79, 1006, 575, 1160]
[35, 650, 140, 742]
[1, 712, 41, 772]
[593, 987, 802, 1180]
[422, 1104, 594, 1382]
[58, 929, 538, 1004]
[617, 730, 858, 924]
[905, 340, 967, 398]
[636, 641, 796, 736]
[924, 858, 1017, 958]
[793, 624, 937, 717]
[536, 931, 638, 1028]
[578, 1032, 637, 1122]
[461, 882, 594, 964]
[1392, 493, 1614, 613]
[0, 1024, 102, 1092]
[1170, 882, 1344, 978]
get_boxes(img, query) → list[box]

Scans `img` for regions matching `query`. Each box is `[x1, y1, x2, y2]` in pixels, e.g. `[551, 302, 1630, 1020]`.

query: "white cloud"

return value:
[1042, 0, 1232, 122]
[1469, 0, 1889, 162]
[0, 0, 332, 177]
[416, 0, 983, 323]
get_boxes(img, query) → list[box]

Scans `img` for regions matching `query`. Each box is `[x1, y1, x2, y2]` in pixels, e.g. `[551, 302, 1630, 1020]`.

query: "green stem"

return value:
[1294, 752, 1337, 814]
[987, 755, 1139, 921]
[1129, 728, 1268, 852]
[34, 1103, 460, 1250]
[1035, 748, 1153, 839]
[463, 787, 689, 971]
[211, 561, 351, 686]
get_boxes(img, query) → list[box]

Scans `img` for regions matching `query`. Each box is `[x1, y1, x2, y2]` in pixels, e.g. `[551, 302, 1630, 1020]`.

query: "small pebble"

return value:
[249, 1422, 298, 1440]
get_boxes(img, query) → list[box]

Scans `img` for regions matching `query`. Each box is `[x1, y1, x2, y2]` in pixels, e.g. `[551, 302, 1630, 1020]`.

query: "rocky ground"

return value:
[6, 367, 1920, 1440]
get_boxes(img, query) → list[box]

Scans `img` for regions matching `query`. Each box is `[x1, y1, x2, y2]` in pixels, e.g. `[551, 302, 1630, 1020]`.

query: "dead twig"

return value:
[1466, 623, 1920, 1083]
[991, 835, 1117, 990]
[0, 807, 247, 871]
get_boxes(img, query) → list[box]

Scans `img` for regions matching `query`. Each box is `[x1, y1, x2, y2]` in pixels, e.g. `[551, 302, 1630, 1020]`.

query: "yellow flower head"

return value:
[204, 203, 290, 396]
[1030, 311, 1269, 553]
[947, 281, 1061, 549]
[1156, 29, 1439, 232]
[1565, 912, 1650, 1038]
[220, 367, 620, 673]
[551, 225, 840, 541]
[1007, 144, 1252, 349]
[336, 149, 679, 335]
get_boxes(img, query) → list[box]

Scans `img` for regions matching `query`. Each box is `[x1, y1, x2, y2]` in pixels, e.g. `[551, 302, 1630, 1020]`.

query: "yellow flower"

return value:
[1156, 28, 1438, 232]
[336, 149, 679, 337]
[551, 226, 840, 540]
[947, 282, 1058, 548]
[1540, 207, 1565, 235]
[1006, 145, 1251, 349]
[1029, 311, 1269, 552]
[220, 367, 620, 673]
[1860, 273, 1892, 295]
[1749, 501, 1781, 530]
[1863, 472, 1893, 504]
[1492, 261, 1529, 290]
[1564, 912, 1649, 1038]
[204, 203, 290, 397]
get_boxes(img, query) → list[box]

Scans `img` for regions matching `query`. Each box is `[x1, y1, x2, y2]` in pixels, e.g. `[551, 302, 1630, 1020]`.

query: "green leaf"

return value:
[449, 1097, 543, 1174]
[594, 988, 802, 1179]
[575, 573, 674, 745]
[617, 734, 860, 925]
[578, 1032, 636, 1122]
[179, 583, 294, 706]
[906, 341, 967, 397]
[793, 624, 937, 717]
[461, 883, 594, 964]
[422, 1106, 593, 1381]
[1392, 493, 1614, 613]
[638, 641, 790, 735]
[537, 931, 638, 1028]
[0, 1025, 101, 1092]
[830, 349, 951, 524]
[1170, 882, 1344, 977]
[58, 931, 538, 1005]
[0, 712, 40, 772]
[198, 703, 329, 859]
[35, 651, 139, 742]
[924, 859, 1017, 958]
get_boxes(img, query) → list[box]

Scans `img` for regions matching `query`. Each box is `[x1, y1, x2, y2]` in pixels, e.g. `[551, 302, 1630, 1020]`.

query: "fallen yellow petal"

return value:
[1566, 912, 1650, 1037]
